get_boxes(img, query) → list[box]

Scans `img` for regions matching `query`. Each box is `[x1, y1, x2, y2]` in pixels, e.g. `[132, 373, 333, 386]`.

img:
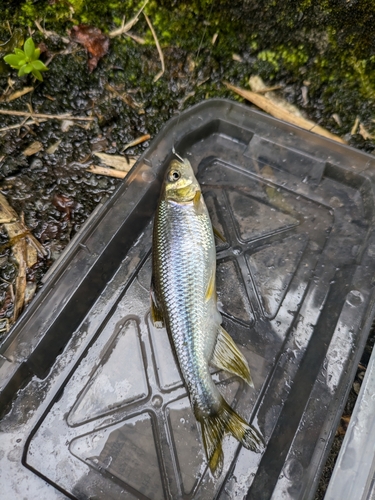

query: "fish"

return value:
[151, 155, 264, 476]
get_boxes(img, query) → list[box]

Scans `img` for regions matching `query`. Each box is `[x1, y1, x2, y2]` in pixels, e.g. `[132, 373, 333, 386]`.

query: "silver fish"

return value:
[151, 156, 264, 476]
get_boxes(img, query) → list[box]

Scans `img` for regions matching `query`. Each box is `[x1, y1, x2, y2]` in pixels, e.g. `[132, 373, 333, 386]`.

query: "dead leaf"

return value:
[12, 237, 27, 322]
[359, 123, 375, 140]
[225, 82, 346, 144]
[23, 141, 43, 156]
[94, 152, 137, 171]
[69, 25, 109, 72]
[232, 54, 243, 62]
[52, 193, 79, 219]
[351, 117, 360, 135]
[46, 139, 61, 154]
[61, 120, 74, 132]
[332, 113, 341, 127]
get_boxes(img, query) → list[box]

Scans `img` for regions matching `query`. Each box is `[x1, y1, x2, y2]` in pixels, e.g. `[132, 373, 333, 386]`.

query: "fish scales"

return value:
[154, 199, 220, 412]
[151, 157, 264, 476]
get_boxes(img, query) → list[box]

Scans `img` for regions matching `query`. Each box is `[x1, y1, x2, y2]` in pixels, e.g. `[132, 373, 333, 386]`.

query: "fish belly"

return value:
[153, 199, 220, 414]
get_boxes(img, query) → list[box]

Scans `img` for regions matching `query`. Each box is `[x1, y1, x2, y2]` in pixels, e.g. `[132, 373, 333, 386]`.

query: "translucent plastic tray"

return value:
[325, 339, 375, 500]
[1, 99, 375, 499]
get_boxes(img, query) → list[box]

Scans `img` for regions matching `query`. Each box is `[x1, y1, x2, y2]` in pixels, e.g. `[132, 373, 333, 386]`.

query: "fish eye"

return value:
[169, 170, 181, 182]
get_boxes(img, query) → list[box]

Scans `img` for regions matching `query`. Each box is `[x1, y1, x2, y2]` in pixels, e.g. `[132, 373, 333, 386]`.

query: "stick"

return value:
[144, 13, 165, 82]
[87, 165, 127, 179]
[225, 82, 346, 144]
[0, 109, 94, 121]
[109, 0, 149, 38]
[121, 134, 150, 152]
[0, 118, 48, 133]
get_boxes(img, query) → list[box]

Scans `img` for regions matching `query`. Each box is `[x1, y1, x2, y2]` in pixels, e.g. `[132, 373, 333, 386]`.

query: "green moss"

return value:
[1, 0, 375, 152]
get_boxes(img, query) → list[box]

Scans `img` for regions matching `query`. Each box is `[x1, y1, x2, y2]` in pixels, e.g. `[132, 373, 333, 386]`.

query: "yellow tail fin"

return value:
[199, 398, 264, 477]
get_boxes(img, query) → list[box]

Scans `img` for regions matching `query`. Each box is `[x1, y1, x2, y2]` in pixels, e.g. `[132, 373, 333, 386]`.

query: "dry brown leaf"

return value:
[0, 193, 18, 223]
[94, 152, 137, 171]
[225, 82, 346, 144]
[351, 117, 360, 135]
[23, 141, 43, 156]
[12, 237, 27, 321]
[69, 25, 110, 72]
[232, 54, 243, 62]
[359, 123, 375, 140]
[46, 139, 61, 154]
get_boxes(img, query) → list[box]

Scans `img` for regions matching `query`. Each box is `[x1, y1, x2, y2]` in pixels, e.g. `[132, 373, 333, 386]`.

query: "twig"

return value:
[351, 116, 360, 135]
[87, 165, 127, 179]
[0, 109, 94, 121]
[121, 134, 150, 152]
[224, 82, 346, 144]
[126, 32, 146, 45]
[144, 13, 165, 82]
[34, 19, 70, 44]
[109, 0, 149, 38]
[105, 83, 142, 109]
[0, 118, 48, 133]
[6, 87, 34, 102]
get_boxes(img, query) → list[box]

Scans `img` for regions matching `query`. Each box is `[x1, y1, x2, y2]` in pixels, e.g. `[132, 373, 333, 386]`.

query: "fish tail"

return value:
[200, 398, 264, 477]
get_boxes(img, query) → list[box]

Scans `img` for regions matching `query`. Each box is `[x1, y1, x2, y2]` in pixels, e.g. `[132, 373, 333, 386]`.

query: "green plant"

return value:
[3, 37, 48, 81]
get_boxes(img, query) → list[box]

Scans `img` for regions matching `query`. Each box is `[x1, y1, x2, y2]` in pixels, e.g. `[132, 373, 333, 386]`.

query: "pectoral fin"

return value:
[150, 278, 164, 328]
[205, 269, 216, 302]
[210, 326, 254, 387]
[213, 226, 226, 243]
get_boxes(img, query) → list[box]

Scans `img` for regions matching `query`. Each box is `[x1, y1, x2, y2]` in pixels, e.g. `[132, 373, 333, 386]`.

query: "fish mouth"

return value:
[165, 181, 199, 202]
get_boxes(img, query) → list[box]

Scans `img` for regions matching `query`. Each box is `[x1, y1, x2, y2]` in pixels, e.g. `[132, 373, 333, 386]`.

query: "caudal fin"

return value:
[200, 398, 264, 477]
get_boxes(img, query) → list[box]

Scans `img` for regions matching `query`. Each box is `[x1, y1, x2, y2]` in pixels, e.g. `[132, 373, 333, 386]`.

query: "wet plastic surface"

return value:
[1, 99, 375, 499]
[324, 336, 375, 500]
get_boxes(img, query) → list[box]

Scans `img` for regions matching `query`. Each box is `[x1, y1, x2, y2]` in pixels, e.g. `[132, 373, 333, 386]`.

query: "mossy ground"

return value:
[0, 0, 374, 495]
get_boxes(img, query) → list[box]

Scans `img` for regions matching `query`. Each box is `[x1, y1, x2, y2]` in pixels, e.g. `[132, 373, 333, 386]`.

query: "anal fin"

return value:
[210, 326, 254, 387]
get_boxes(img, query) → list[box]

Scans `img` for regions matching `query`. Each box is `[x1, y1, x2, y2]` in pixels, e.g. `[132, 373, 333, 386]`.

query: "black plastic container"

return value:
[1, 99, 375, 500]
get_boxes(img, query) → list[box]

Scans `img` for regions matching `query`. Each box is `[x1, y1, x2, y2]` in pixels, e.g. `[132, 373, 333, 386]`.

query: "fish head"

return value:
[162, 158, 201, 203]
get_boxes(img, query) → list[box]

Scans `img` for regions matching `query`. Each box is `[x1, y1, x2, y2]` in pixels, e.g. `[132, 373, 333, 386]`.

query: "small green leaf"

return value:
[3, 54, 22, 67]
[24, 38, 35, 59]
[23, 64, 33, 74]
[31, 48, 41, 61]
[32, 69, 43, 81]
[31, 60, 48, 71]
[14, 48, 25, 56]
[18, 64, 28, 77]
